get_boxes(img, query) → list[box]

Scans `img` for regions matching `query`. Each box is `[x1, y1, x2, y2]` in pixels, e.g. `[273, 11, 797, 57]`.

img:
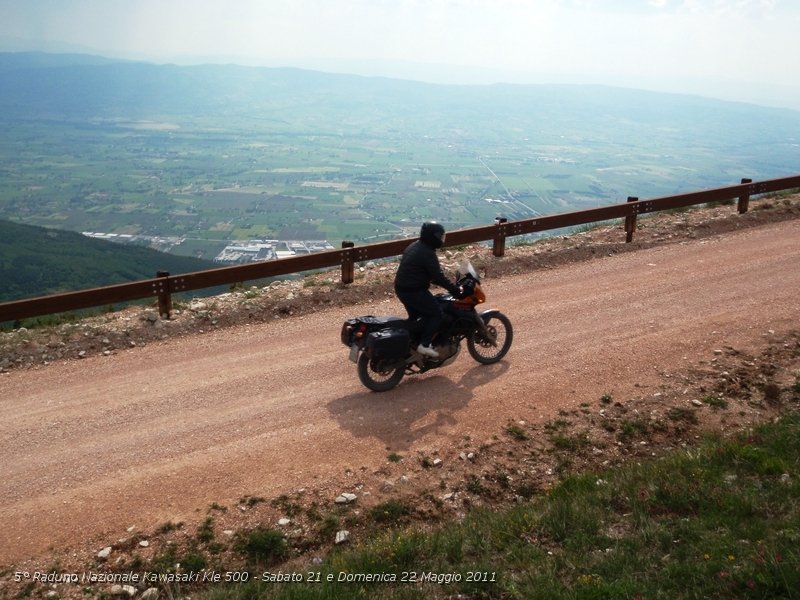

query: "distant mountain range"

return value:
[2, 50, 798, 128]
[0, 219, 214, 303]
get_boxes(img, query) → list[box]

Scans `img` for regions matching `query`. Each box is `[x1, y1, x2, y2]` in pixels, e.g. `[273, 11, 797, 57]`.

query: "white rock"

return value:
[335, 492, 357, 504]
[141, 589, 160, 600]
[335, 530, 350, 544]
[691, 399, 703, 407]
[97, 546, 112, 559]
[139, 539, 150, 547]
[432, 458, 443, 467]
[278, 518, 291, 526]
[110, 584, 137, 597]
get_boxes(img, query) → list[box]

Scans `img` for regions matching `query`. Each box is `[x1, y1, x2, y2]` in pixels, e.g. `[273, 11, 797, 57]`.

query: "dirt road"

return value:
[1, 218, 798, 565]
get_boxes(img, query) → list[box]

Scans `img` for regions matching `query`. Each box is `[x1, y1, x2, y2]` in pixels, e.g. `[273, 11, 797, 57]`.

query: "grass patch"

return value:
[196, 414, 800, 599]
[702, 394, 729, 409]
[549, 430, 591, 452]
[369, 500, 413, 525]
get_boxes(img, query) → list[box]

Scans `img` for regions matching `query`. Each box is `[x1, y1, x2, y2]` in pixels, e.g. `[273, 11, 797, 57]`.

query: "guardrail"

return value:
[1, 174, 798, 324]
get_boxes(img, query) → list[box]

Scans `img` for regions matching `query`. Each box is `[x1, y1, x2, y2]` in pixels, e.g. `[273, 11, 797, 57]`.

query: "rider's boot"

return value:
[417, 344, 439, 358]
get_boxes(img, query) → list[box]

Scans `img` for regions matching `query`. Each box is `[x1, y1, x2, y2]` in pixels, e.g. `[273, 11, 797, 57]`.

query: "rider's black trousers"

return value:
[396, 288, 443, 347]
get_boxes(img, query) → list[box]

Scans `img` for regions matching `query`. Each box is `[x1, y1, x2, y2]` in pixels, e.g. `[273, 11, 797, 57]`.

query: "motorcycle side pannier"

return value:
[366, 328, 410, 359]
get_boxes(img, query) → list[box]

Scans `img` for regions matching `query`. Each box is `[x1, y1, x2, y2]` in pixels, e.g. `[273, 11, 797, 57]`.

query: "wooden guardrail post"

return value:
[624, 196, 639, 243]
[738, 178, 753, 213]
[341, 241, 355, 284]
[156, 271, 172, 319]
[493, 217, 508, 257]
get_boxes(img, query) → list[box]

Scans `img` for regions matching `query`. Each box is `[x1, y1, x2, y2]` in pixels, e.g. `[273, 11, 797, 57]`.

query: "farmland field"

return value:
[1, 57, 798, 259]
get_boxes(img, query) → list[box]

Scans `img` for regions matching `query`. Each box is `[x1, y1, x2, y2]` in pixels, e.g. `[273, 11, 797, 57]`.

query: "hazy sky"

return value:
[2, 0, 799, 108]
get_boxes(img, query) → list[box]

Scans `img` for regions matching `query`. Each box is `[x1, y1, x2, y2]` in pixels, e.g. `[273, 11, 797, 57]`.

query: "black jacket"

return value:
[394, 239, 459, 296]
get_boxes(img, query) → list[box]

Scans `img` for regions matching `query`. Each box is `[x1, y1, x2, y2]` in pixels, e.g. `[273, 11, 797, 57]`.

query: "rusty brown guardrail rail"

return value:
[1, 174, 799, 323]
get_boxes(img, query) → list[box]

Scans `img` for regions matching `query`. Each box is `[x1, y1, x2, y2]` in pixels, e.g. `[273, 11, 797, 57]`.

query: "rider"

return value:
[394, 221, 462, 359]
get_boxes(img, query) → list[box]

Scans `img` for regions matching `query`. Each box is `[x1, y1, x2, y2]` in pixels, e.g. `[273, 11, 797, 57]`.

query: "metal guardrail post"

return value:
[156, 271, 172, 319]
[738, 178, 753, 214]
[493, 217, 508, 257]
[341, 241, 355, 284]
[624, 196, 639, 243]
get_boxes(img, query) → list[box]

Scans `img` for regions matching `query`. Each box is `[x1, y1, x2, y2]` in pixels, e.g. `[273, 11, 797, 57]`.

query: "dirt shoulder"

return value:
[1, 195, 799, 599]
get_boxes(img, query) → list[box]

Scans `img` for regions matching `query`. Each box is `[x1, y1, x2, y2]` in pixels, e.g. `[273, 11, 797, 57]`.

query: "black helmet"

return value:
[420, 221, 446, 248]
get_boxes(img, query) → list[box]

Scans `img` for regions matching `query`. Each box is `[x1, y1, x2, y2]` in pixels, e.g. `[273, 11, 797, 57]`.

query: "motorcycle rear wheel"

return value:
[467, 312, 513, 364]
[357, 354, 405, 392]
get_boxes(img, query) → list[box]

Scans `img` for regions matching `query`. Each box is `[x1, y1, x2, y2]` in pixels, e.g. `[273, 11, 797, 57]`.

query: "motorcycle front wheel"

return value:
[467, 312, 513, 364]
[357, 354, 405, 392]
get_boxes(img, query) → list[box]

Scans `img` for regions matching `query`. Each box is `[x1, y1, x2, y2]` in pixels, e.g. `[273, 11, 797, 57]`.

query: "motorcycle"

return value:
[340, 261, 513, 392]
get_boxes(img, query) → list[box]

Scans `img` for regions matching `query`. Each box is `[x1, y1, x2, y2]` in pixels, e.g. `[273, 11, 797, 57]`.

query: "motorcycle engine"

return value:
[437, 343, 460, 367]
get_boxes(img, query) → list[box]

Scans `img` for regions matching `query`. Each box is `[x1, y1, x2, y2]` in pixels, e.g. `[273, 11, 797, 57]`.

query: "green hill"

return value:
[0, 219, 215, 302]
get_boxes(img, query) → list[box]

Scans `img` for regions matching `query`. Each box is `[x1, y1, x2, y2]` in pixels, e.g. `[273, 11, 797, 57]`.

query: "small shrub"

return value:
[318, 514, 340, 539]
[505, 423, 528, 441]
[516, 481, 539, 500]
[180, 548, 207, 571]
[240, 495, 266, 507]
[196, 517, 215, 544]
[667, 407, 699, 424]
[550, 431, 591, 452]
[702, 394, 728, 409]
[387, 453, 402, 463]
[235, 527, 287, 565]
[466, 476, 486, 495]
[544, 418, 570, 433]
[156, 521, 184, 535]
[600, 393, 613, 404]
[490, 470, 511, 489]
[369, 500, 412, 524]
[763, 382, 781, 402]
[271, 494, 302, 517]
[618, 418, 649, 442]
